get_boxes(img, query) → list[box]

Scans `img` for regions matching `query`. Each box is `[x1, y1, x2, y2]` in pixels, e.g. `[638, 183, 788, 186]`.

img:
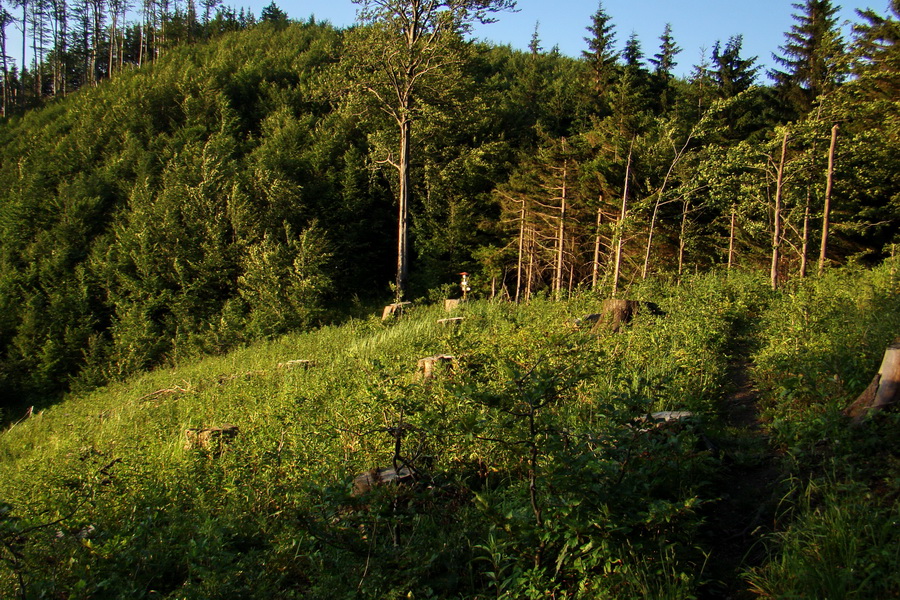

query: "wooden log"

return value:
[184, 424, 239, 454]
[437, 317, 464, 325]
[417, 354, 457, 379]
[382, 302, 412, 320]
[277, 359, 314, 370]
[845, 341, 900, 423]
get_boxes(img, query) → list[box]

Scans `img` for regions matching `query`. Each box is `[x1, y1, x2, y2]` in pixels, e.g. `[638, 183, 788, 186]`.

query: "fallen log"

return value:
[844, 341, 900, 424]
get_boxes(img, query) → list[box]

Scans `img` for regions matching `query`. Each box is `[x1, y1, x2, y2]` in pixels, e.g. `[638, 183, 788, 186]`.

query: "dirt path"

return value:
[698, 346, 784, 599]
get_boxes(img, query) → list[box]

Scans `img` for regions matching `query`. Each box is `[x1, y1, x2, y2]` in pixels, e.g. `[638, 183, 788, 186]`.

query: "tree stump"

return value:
[417, 354, 457, 379]
[351, 466, 414, 496]
[844, 341, 900, 424]
[591, 299, 664, 333]
[382, 302, 412, 320]
[444, 299, 463, 312]
[184, 424, 239, 455]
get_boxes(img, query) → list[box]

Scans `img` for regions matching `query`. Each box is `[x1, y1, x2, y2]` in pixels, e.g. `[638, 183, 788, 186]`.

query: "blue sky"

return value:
[273, 0, 885, 78]
[5, 0, 888, 79]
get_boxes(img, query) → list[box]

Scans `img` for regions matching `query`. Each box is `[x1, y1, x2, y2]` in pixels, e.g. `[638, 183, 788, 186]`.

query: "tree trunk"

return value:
[678, 197, 689, 277]
[554, 159, 567, 297]
[396, 116, 411, 300]
[515, 198, 525, 303]
[771, 130, 789, 291]
[844, 341, 900, 424]
[592, 202, 603, 289]
[819, 124, 838, 275]
[728, 206, 736, 270]
[526, 226, 535, 302]
[800, 188, 810, 278]
[613, 140, 634, 296]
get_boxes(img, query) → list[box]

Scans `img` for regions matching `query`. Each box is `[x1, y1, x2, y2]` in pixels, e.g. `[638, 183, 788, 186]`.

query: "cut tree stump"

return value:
[351, 466, 414, 496]
[382, 302, 412, 320]
[417, 354, 457, 379]
[844, 341, 900, 424]
[184, 424, 239, 454]
[444, 299, 464, 312]
[591, 299, 664, 333]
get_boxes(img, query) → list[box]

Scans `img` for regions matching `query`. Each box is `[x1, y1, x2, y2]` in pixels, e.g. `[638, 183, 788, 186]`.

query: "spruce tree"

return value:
[771, 0, 847, 113]
[712, 35, 759, 98]
[852, 0, 899, 98]
[582, 1, 617, 102]
[649, 23, 681, 112]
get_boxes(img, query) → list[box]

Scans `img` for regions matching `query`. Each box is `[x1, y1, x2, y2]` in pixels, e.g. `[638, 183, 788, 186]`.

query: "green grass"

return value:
[1, 266, 898, 599]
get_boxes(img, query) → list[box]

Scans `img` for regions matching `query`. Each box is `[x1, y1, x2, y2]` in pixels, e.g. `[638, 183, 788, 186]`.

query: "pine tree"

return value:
[623, 31, 643, 70]
[771, 0, 847, 113]
[582, 1, 617, 102]
[852, 0, 899, 98]
[712, 35, 759, 98]
[649, 23, 681, 112]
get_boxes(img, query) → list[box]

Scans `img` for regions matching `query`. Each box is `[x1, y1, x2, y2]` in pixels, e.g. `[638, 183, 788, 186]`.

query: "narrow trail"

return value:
[698, 333, 784, 600]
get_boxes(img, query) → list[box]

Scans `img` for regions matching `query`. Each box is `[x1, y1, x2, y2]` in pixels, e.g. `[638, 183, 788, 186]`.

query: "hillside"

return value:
[1, 267, 898, 598]
[1, 9, 899, 408]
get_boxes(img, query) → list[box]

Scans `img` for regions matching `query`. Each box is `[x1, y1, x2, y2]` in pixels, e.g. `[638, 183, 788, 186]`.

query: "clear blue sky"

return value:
[273, 0, 885, 79]
[5, 0, 888, 79]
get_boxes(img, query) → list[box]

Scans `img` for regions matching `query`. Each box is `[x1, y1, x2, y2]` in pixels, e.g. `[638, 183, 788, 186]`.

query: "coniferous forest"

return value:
[0, 0, 899, 598]
[0, 0, 897, 403]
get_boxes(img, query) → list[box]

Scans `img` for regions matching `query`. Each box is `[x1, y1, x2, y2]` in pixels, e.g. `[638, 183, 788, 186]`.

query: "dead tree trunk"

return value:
[771, 129, 789, 291]
[592, 202, 603, 289]
[612, 140, 634, 296]
[819, 124, 838, 275]
[553, 159, 568, 297]
[678, 197, 689, 277]
[728, 206, 736, 270]
[800, 188, 810, 278]
[515, 197, 526, 303]
[844, 341, 900, 424]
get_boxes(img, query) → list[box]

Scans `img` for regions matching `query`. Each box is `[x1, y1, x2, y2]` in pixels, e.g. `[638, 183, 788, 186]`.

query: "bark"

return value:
[612, 140, 634, 296]
[800, 188, 810, 278]
[678, 198, 689, 276]
[553, 159, 567, 297]
[515, 198, 525, 302]
[728, 206, 736, 270]
[819, 124, 838, 275]
[396, 116, 411, 299]
[771, 130, 789, 291]
[844, 342, 900, 424]
[592, 202, 603, 289]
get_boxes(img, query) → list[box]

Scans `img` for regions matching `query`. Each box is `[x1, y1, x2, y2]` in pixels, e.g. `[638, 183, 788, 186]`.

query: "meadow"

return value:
[1, 264, 898, 599]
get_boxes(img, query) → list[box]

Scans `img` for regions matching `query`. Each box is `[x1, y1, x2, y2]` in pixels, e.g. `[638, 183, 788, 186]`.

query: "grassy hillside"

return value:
[1, 266, 898, 598]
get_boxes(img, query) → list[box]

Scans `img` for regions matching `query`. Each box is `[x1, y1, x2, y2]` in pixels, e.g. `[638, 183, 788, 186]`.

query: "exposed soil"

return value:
[697, 344, 784, 599]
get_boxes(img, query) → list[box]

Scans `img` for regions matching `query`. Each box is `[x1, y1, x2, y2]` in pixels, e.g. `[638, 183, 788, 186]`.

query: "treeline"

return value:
[0, 0, 898, 408]
[0, 0, 289, 115]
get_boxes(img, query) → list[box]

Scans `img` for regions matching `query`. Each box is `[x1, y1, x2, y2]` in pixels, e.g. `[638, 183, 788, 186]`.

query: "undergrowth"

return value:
[1, 266, 897, 598]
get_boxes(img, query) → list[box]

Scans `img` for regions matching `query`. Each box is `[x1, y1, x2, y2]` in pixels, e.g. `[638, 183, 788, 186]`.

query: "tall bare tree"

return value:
[346, 0, 516, 299]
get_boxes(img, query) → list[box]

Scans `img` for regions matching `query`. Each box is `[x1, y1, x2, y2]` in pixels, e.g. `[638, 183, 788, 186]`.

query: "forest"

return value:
[0, 0, 897, 408]
[0, 1, 898, 597]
